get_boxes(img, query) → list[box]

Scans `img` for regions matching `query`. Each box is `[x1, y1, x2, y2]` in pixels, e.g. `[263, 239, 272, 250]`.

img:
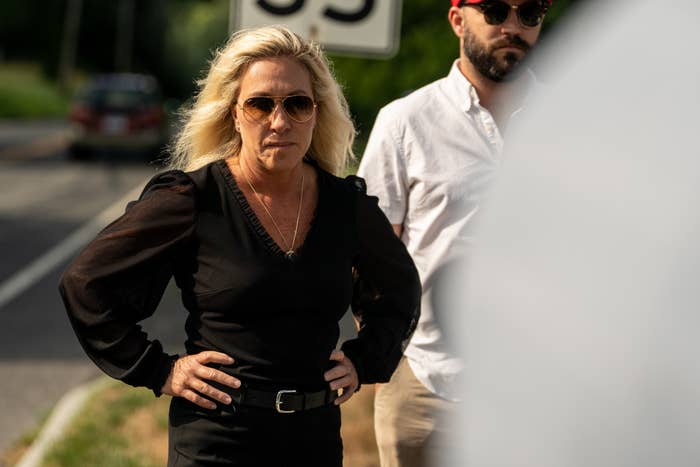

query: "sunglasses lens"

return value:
[518, 1, 545, 27]
[283, 95, 315, 122]
[241, 96, 315, 122]
[477, 1, 545, 27]
[480, 1, 510, 25]
[243, 97, 275, 121]
[518, 2, 545, 28]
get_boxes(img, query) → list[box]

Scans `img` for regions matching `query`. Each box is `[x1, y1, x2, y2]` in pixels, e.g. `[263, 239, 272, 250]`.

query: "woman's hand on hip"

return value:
[160, 351, 240, 410]
[324, 349, 359, 405]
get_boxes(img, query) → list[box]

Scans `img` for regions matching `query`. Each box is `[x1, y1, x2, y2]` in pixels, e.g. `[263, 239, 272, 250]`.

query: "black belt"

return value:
[229, 386, 338, 414]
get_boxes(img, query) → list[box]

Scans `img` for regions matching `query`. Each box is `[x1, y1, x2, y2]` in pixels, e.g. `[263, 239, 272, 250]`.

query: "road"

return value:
[0, 126, 187, 460]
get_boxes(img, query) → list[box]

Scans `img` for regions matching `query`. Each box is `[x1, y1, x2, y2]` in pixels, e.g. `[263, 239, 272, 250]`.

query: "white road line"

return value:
[15, 377, 113, 467]
[0, 181, 148, 311]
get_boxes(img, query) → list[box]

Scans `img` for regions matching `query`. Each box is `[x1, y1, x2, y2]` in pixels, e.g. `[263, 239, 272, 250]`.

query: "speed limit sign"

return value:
[230, 0, 402, 58]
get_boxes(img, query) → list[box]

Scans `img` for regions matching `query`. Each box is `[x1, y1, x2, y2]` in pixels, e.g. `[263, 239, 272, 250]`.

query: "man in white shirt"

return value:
[358, 1, 552, 465]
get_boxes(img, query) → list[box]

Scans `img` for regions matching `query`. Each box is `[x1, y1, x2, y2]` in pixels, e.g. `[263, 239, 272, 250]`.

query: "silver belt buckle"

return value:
[275, 389, 296, 413]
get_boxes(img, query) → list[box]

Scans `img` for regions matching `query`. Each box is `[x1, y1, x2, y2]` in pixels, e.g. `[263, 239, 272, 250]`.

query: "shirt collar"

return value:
[447, 60, 477, 113]
[447, 59, 540, 115]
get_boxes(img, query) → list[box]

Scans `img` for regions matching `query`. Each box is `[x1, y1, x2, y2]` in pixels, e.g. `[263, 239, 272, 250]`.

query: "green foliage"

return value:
[543, 0, 580, 29]
[162, 0, 230, 98]
[0, 64, 68, 118]
[43, 382, 161, 467]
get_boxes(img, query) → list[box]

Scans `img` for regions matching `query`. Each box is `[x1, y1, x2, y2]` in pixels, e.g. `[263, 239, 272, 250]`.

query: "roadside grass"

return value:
[1, 413, 48, 466]
[6, 379, 379, 467]
[43, 382, 169, 467]
[0, 63, 69, 119]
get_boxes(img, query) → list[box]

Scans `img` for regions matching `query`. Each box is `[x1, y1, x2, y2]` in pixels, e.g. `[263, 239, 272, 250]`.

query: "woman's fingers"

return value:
[328, 349, 345, 363]
[324, 351, 359, 405]
[323, 363, 348, 382]
[191, 379, 233, 405]
[333, 373, 358, 405]
[335, 387, 355, 405]
[180, 388, 218, 410]
[162, 351, 239, 409]
[195, 351, 235, 365]
[194, 365, 241, 389]
[324, 350, 351, 381]
[329, 374, 354, 391]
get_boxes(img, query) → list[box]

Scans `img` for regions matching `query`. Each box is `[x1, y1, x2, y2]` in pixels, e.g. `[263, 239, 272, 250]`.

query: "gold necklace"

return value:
[240, 163, 304, 261]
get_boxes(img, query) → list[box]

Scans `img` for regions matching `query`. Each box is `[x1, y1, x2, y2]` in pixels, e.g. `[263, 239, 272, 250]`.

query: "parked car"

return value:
[68, 73, 168, 160]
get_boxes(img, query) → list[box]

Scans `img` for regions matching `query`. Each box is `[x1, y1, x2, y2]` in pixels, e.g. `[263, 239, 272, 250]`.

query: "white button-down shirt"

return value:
[359, 61, 536, 400]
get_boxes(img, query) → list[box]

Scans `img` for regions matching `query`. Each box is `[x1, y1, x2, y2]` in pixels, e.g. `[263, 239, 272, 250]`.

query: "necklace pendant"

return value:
[285, 250, 297, 261]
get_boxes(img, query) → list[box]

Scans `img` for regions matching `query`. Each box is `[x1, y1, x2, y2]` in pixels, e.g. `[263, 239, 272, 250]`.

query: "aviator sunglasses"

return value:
[458, 0, 548, 28]
[238, 95, 317, 123]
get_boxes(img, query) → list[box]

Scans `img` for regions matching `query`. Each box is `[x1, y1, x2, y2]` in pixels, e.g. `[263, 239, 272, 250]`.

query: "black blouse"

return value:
[59, 160, 420, 394]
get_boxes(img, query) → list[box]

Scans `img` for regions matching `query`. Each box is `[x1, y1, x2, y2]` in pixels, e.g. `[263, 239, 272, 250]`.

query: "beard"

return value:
[463, 28, 532, 82]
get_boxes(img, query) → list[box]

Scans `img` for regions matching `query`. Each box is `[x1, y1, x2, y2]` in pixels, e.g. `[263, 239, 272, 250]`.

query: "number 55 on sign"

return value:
[230, 0, 402, 58]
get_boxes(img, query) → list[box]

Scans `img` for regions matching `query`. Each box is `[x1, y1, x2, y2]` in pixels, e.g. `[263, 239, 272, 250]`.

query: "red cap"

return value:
[452, 0, 552, 5]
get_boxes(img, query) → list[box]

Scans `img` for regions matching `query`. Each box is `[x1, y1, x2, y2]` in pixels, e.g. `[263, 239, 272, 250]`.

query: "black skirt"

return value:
[168, 397, 343, 467]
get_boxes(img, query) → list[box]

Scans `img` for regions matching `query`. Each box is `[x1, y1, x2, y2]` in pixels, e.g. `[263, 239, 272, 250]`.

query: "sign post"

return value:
[230, 0, 402, 58]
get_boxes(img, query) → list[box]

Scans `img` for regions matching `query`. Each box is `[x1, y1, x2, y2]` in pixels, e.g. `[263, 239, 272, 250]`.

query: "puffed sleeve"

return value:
[341, 176, 421, 384]
[58, 170, 196, 395]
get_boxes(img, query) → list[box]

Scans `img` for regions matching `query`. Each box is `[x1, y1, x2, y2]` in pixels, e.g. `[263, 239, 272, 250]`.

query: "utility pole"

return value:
[115, 0, 135, 72]
[58, 0, 83, 90]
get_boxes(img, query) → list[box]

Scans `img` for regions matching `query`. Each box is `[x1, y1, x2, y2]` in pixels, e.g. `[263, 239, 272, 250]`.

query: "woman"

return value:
[59, 25, 420, 466]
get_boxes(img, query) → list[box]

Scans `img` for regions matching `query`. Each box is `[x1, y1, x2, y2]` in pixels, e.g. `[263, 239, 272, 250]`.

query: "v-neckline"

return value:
[217, 159, 321, 260]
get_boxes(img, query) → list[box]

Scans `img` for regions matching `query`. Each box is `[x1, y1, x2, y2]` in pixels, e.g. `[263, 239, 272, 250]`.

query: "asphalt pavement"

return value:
[0, 121, 178, 466]
[0, 120, 73, 160]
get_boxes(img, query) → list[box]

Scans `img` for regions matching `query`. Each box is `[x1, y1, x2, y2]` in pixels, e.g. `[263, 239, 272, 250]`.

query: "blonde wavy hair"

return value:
[168, 25, 355, 176]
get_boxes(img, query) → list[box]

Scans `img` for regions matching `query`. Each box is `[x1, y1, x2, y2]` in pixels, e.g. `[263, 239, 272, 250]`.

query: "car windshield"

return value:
[75, 74, 161, 112]
[81, 88, 157, 111]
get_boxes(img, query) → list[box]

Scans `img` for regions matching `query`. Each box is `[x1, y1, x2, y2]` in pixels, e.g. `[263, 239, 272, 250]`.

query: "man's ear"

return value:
[448, 7, 466, 38]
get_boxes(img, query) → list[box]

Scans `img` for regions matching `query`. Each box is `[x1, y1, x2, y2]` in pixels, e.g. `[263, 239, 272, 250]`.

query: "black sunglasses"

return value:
[238, 95, 317, 123]
[460, 0, 548, 28]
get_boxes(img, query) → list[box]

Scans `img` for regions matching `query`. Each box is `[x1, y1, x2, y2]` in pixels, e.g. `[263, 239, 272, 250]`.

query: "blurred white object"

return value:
[447, 0, 700, 465]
